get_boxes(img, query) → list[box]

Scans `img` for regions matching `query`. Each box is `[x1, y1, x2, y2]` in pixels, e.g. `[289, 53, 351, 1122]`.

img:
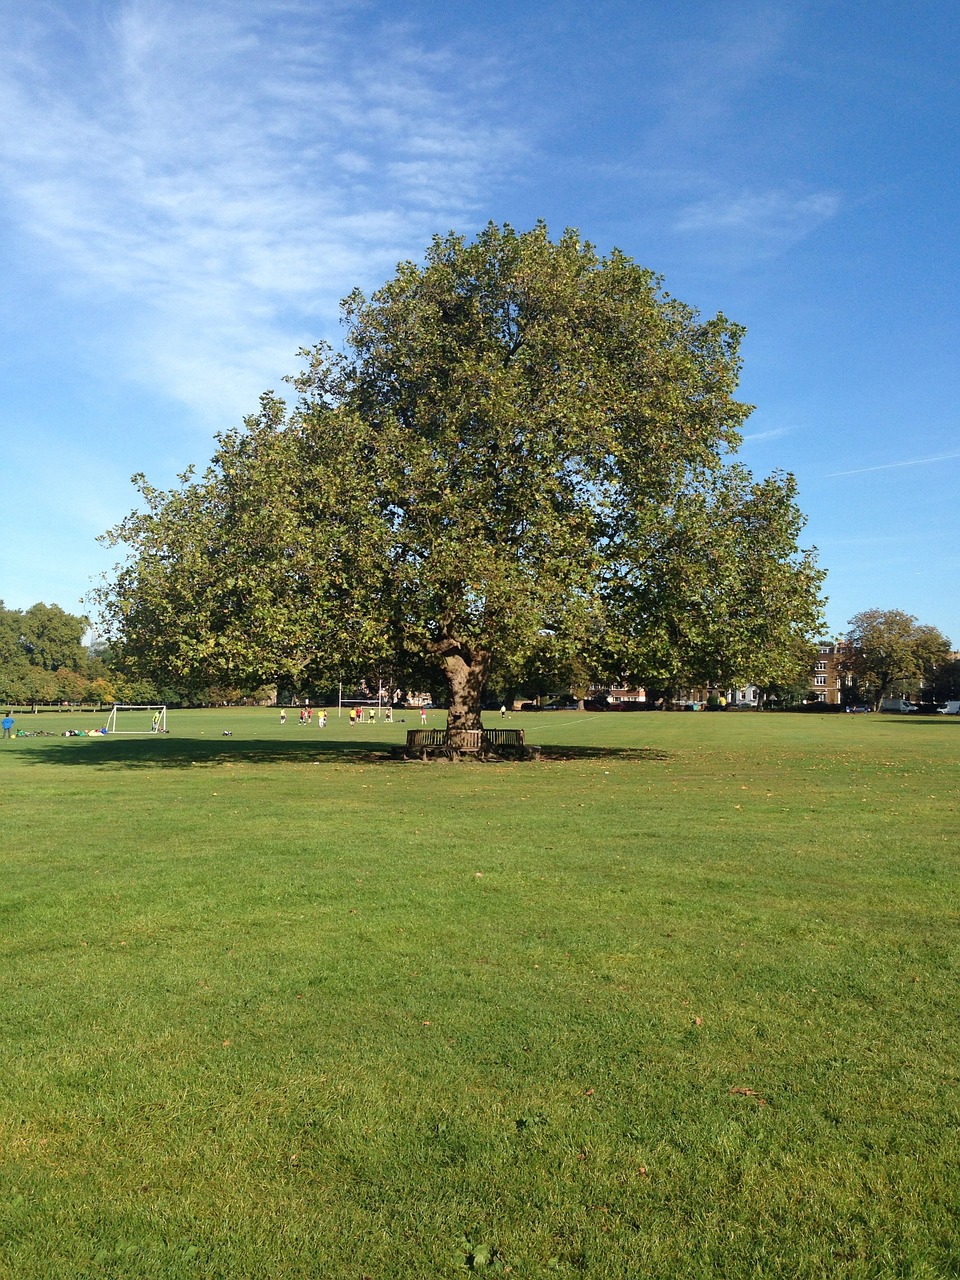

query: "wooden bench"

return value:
[404, 727, 536, 760]
[481, 728, 526, 753]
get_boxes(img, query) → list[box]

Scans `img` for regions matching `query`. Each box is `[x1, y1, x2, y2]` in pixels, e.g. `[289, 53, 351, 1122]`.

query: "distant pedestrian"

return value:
[280, 709, 287, 725]
[307, 706, 313, 723]
[500, 704, 506, 718]
[2, 712, 13, 740]
[152, 711, 161, 733]
[420, 706, 427, 725]
[318, 709, 327, 728]
[299, 708, 306, 725]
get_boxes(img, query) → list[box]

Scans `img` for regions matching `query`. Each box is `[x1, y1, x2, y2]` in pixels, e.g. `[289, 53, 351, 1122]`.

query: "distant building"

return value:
[727, 685, 760, 708]
[809, 641, 853, 705]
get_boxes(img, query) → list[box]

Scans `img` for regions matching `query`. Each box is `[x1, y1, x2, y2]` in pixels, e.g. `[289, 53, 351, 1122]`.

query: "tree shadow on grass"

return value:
[876, 716, 960, 728]
[20, 735, 390, 769]
[19, 735, 670, 770]
[537, 745, 669, 763]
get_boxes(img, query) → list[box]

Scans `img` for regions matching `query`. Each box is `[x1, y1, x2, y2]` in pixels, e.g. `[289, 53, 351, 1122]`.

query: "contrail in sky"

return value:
[827, 451, 960, 478]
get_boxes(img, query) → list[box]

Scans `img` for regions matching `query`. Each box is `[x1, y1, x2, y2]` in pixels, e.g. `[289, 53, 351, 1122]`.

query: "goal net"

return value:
[105, 704, 167, 734]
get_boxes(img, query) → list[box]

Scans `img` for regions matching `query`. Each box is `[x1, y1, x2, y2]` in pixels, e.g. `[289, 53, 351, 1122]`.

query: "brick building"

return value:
[809, 641, 853, 705]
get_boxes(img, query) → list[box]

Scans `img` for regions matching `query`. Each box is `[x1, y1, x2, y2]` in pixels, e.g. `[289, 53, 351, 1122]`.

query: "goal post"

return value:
[105, 704, 167, 734]
[337, 678, 391, 719]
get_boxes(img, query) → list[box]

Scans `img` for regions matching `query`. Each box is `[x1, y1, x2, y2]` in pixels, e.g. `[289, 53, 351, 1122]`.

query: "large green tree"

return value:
[931, 658, 960, 704]
[17, 602, 87, 672]
[97, 223, 824, 738]
[0, 600, 93, 704]
[844, 608, 951, 709]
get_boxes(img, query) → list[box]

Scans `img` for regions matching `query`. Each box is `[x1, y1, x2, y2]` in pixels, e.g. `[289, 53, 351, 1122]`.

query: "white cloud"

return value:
[740, 425, 791, 443]
[0, 0, 523, 428]
[675, 188, 841, 253]
[607, 3, 845, 262]
[650, 2, 798, 146]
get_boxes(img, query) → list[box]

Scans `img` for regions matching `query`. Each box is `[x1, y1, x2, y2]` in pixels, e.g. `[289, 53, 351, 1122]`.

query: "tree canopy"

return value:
[844, 608, 951, 708]
[0, 601, 93, 704]
[96, 223, 825, 734]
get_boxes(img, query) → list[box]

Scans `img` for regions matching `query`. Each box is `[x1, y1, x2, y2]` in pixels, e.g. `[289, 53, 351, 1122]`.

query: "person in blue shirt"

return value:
[2, 713, 13, 740]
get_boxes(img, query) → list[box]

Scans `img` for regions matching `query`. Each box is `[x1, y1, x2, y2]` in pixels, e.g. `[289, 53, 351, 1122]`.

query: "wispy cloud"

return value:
[637, 1, 795, 144]
[827, 451, 960, 478]
[740, 425, 791, 444]
[617, 3, 844, 261]
[675, 187, 841, 253]
[0, 0, 523, 426]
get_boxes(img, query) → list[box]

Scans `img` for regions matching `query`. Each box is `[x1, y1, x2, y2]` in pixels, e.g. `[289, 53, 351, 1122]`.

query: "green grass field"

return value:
[1, 708, 958, 1278]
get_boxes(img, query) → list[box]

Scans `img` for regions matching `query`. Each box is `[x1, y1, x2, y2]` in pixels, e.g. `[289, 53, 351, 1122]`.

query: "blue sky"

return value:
[1, 0, 957, 644]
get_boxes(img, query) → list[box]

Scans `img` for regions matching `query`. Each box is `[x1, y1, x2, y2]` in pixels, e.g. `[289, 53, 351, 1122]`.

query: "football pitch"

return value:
[1, 708, 958, 1278]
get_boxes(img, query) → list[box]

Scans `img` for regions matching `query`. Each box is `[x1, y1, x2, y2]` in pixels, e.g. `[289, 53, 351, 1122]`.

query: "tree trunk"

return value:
[440, 644, 489, 747]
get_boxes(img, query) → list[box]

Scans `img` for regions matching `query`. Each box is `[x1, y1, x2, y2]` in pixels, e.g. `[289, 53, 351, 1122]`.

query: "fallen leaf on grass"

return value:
[729, 1086, 767, 1105]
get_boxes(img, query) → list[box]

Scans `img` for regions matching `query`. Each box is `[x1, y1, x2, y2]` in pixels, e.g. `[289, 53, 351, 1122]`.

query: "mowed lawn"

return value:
[1, 708, 958, 1279]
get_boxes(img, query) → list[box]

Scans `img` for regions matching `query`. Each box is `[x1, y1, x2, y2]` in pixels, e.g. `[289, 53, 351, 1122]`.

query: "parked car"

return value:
[937, 700, 960, 715]
[879, 698, 918, 713]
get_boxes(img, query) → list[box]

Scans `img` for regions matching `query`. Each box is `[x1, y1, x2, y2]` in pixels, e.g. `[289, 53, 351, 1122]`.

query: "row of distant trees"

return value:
[0, 601, 167, 706]
[0, 601, 284, 707]
[0, 601, 112, 705]
[4, 598, 956, 714]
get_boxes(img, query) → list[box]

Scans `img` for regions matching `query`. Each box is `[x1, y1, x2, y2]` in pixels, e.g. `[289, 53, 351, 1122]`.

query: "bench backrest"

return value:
[405, 727, 526, 751]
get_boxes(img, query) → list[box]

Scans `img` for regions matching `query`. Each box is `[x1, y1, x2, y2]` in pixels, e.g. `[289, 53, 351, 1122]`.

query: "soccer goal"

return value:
[105, 704, 167, 734]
